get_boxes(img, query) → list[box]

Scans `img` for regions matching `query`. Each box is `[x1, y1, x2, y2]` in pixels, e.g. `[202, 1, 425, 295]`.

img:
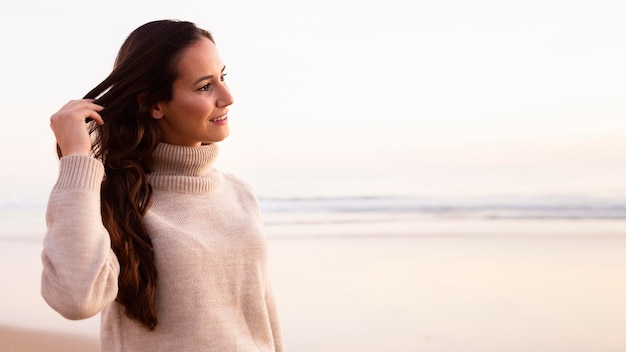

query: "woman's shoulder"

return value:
[221, 172, 257, 197]
[219, 172, 263, 214]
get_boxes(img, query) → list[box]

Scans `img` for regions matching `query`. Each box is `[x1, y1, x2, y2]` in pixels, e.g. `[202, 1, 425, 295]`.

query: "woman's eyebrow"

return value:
[192, 66, 226, 85]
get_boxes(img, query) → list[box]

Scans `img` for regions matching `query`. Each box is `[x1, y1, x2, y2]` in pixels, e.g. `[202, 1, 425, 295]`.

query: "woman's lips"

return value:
[209, 115, 228, 125]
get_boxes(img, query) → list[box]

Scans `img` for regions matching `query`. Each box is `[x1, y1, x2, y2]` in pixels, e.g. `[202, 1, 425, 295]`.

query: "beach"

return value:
[1, 213, 626, 352]
[0, 325, 98, 352]
[3, 0, 626, 349]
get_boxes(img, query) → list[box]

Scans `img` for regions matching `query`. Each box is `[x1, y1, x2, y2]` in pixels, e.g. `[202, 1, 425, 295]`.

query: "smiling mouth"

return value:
[209, 115, 228, 122]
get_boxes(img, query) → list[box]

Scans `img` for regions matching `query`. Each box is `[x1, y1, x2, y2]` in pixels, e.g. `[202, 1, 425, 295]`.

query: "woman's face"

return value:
[152, 37, 234, 146]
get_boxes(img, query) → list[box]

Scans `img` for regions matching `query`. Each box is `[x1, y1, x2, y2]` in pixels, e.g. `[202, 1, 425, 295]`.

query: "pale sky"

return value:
[1, 0, 626, 200]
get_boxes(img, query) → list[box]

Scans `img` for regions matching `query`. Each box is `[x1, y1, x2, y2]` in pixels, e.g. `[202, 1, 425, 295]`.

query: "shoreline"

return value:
[0, 325, 98, 352]
[2, 220, 626, 351]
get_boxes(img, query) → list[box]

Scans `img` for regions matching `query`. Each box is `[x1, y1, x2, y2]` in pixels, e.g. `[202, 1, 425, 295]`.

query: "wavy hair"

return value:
[66, 20, 213, 330]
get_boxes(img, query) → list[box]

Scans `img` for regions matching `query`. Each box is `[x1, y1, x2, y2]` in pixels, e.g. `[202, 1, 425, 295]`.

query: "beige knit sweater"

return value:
[41, 142, 284, 351]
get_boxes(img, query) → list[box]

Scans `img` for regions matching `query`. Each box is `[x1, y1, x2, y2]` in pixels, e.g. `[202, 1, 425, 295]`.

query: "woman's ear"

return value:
[151, 103, 164, 119]
[137, 93, 164, 119]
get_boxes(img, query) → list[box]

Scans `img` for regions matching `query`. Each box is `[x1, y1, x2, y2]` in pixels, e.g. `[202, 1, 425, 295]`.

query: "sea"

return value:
[2, 194, 626, 241]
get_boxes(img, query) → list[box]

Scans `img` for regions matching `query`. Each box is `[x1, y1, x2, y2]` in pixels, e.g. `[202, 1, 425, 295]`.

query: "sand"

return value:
[1, 218, 626, 351]
[271, 234, 626, 351]
[0, 325, 98, 352]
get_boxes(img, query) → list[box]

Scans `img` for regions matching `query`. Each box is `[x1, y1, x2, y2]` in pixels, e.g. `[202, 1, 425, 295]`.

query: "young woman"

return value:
[41, 19, 284, 351]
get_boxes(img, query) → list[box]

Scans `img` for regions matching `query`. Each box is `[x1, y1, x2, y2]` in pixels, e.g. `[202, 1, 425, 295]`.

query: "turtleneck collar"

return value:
[148, 142, 223, 194]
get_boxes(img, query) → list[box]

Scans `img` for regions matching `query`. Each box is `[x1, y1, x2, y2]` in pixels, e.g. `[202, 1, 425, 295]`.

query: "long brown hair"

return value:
[69, 20, 213, 330]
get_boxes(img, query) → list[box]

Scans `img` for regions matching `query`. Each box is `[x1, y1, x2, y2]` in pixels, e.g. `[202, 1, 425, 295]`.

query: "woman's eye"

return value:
[198, 73, 226, 91]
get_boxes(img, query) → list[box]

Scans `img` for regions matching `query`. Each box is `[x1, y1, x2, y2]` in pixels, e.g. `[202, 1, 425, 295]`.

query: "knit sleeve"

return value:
[41, 154, 120, 320]
[265, 270, 285, 351]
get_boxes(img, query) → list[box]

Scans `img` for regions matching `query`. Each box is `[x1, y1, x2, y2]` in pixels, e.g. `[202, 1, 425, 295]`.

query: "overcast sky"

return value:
[1, 0, 626, 200]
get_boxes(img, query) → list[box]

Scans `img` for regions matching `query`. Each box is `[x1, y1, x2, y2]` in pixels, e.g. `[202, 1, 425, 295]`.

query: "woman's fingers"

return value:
[50, 99, 105, 156]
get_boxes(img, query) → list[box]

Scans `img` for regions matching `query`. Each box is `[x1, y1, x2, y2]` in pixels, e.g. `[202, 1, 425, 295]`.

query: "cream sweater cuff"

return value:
[54, 155, 104, 190]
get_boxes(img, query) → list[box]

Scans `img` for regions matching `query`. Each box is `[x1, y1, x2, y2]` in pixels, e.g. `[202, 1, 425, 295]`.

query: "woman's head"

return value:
[85, 19, 228, 330]
[150, 35, 233, 146]
[86, 19, 228, 155]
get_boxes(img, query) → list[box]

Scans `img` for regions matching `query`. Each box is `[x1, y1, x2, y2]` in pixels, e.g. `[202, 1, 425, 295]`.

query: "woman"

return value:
[41, 19, 284, 351]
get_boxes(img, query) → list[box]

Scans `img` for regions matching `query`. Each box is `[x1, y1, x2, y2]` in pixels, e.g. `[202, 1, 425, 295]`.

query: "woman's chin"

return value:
[203, 130, 230, 144]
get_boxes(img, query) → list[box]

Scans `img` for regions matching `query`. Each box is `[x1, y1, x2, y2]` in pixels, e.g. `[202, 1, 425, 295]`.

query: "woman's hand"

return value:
[50, 99, 104, 156]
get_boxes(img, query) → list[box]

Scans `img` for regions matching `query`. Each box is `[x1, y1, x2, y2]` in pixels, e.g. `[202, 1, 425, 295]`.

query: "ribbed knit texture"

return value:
[54, 154, 105, 190]
[149, 142, 223, 193]
[41, 143, 284, 352]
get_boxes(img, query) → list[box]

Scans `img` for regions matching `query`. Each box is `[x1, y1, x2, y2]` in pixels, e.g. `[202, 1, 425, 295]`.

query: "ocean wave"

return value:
[2, 195, 626, 241]
[258, 195, 626, 220]
[1, 195, 626, 223]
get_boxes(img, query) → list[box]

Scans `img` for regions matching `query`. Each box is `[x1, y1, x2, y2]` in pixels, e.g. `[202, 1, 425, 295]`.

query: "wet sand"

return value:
[2, 218, 626, 351]
[0, 325, 98, 352]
